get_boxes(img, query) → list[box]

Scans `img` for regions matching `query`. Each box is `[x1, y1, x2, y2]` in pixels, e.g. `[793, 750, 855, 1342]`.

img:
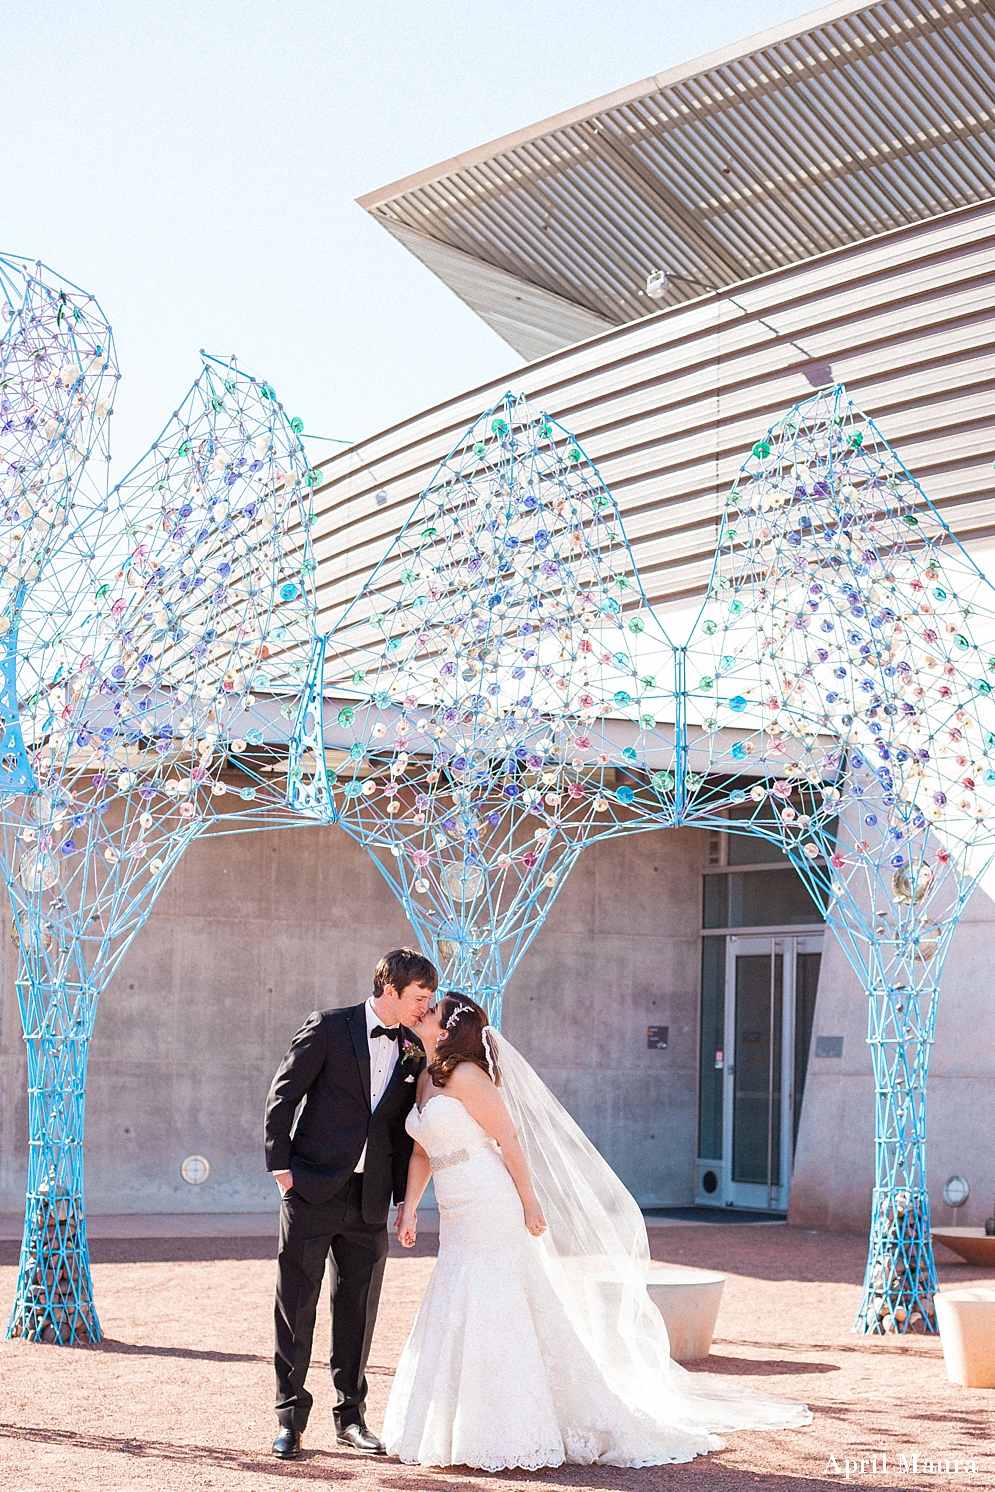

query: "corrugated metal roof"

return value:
[359, 0, 995, 356]
[310, 198, 995, 619]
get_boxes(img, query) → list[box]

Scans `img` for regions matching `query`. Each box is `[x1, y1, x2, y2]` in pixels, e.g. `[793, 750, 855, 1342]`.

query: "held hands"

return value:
[524, 1197, 547, 1237]
[395, 1204, 418, 1249]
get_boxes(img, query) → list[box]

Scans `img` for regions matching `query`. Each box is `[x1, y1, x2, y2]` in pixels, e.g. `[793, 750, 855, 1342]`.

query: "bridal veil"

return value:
[484, 1026, 812, 1436]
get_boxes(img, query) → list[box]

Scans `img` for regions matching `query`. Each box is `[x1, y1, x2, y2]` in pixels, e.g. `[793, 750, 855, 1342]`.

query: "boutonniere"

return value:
[401, 1038, 423, 1067]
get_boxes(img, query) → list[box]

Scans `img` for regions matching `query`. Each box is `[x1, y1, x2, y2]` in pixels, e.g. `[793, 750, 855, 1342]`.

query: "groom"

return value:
[264, 948, 437, 1460]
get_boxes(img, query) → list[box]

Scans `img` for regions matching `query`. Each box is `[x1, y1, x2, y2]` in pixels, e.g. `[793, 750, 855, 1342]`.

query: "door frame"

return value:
[701, 930, 823, 1211]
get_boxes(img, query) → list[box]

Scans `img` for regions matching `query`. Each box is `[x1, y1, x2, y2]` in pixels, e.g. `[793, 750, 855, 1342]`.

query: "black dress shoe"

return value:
[336, 1422, 386, 1455]
[272, 1426, 302, 1458]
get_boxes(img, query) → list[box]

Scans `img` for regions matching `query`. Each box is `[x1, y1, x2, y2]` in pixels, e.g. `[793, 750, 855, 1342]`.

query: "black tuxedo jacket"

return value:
[264, 1003, 424, 1224]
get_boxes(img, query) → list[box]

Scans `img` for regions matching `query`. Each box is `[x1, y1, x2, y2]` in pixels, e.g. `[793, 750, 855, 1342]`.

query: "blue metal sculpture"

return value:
[288, 396, 682, 1023]
[3, 263, 992, 1351]
[685, 385, 995, 1335]
[2, 256, 320, 1343]
[292, 387, 995, 1338]
[0, 254, 119, 1343]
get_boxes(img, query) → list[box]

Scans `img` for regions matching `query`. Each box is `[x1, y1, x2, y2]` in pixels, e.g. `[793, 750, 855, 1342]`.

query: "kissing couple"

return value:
[264, 947, 811, 1471]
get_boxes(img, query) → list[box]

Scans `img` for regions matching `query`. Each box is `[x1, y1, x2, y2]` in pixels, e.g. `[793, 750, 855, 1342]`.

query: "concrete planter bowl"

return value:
[646, 1268, 727, 1361]
[932, 1229, 995, 1268]
[934, 1289, 995, 1388]
[583, 1269, 726, 1364]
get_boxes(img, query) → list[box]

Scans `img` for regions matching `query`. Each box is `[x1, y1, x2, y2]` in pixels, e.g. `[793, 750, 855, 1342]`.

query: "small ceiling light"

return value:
[375, 490, 388, 507]
[644, 267, 813, 358]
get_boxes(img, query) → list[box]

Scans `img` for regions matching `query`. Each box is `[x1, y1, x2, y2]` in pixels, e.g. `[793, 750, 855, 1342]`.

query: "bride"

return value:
[383, 993, 812, 1471]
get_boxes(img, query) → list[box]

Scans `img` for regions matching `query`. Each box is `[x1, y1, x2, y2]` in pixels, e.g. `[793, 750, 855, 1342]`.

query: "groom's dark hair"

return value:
[373, 947, 439, 998]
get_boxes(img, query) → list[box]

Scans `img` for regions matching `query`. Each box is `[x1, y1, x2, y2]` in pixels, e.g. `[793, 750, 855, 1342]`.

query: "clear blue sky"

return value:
[1, 0, 816, 472]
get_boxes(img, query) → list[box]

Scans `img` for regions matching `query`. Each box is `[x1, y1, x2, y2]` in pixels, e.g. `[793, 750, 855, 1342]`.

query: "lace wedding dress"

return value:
[382, 1046, 811, 1472]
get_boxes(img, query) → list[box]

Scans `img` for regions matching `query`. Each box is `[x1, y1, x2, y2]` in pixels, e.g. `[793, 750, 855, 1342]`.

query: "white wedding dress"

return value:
[382, 1040, 811, 1472]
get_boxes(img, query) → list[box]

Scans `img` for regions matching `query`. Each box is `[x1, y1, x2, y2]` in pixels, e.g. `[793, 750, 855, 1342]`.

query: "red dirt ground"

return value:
[1, 1226, 993, 1492]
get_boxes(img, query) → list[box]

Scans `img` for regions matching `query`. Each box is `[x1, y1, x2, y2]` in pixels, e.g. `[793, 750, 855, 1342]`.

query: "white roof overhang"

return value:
[358, 0, 995, 356]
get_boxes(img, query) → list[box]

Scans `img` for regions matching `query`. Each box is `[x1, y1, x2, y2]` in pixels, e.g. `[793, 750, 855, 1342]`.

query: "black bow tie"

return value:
[370, 1024, 400, 1041]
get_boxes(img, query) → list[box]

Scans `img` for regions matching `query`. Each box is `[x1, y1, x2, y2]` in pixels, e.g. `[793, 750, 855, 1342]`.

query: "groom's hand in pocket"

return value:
[271, 1169, 293, 1197]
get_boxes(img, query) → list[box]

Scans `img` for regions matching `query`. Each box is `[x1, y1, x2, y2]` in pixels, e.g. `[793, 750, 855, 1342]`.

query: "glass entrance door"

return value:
[720, 934, 822, 1211]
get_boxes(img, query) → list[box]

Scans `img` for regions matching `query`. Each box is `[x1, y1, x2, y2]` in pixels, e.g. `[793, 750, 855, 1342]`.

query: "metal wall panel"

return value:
[310, 199, 994, 623]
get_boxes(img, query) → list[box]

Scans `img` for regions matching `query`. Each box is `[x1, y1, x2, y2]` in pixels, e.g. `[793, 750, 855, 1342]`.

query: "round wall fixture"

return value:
[701, 1170, 719, 1195]
[181, 1154, 210, 1185]
[942, 1174, 969, 1208]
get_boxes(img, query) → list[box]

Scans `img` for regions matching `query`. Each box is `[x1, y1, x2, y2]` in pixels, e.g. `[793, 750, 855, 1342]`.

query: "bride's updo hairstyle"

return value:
[428, 993, 500, 1087]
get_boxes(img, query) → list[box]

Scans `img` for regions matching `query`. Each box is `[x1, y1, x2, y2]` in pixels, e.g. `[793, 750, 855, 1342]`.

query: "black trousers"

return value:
[274, 1174, 389, 1432]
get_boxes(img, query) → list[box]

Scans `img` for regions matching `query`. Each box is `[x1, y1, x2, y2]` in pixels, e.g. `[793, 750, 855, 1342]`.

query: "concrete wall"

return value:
[0, 822, 408, 1216]
[5, 812, 992, 1225]
[506, 825, 705, 1208]
[789, 882, 995, 1233]
[0, 921, 26, 1217]
[0, 820, 706, 1216]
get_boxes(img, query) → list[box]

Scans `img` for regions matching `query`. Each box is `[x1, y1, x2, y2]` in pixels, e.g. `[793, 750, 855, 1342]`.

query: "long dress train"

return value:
[382, 1089, 811, 1471]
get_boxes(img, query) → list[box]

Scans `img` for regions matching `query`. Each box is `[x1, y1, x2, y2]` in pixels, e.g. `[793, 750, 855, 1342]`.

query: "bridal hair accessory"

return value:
[444, 1003, 475, 1030]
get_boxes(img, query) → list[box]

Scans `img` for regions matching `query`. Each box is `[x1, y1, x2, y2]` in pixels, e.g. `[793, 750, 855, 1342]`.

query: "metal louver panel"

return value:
[359, 0, 995, 354]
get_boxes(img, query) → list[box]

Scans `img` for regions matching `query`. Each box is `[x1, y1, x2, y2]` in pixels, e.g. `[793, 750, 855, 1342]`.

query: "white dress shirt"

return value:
[354, 997, 400, 1174]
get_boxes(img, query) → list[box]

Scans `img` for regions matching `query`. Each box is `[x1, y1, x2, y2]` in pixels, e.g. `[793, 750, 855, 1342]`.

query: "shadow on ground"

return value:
[0, 1422, 909, 1491]
[0, 1230, 442, 1266]
[649, 1226, 995, 1288]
